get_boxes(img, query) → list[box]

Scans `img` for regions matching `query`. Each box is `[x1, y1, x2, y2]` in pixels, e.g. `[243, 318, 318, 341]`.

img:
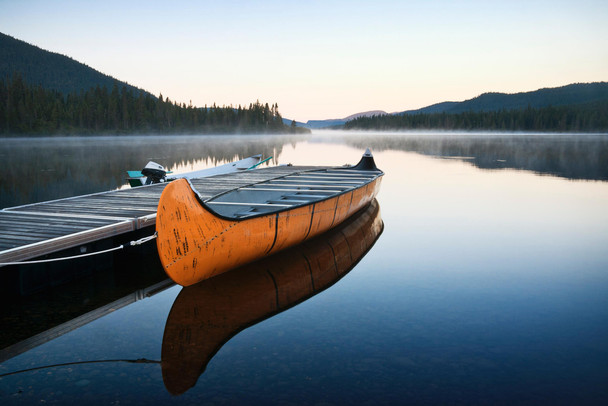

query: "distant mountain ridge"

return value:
[3, 30, 605, 131]
[343, 110, 387, 120]
[399, 82, 608, 115]
[296, 82, 608, 128]
[301, 110, 387, 129]
[0, 32, 148, 96]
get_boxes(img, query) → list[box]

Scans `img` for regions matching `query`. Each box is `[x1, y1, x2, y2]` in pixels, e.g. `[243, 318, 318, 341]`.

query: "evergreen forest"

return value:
[0, 32, 144, 96]
[344, 101, 608, 133]
[0, 74, 295, 135]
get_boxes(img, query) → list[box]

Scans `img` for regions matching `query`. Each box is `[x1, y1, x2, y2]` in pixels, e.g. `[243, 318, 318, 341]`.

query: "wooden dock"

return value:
[0, 166, 323, 265]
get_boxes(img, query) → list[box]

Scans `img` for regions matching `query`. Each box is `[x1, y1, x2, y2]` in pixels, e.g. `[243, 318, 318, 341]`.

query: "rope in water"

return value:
[0, 233, 157, 266]
[0, 358, 161, 378]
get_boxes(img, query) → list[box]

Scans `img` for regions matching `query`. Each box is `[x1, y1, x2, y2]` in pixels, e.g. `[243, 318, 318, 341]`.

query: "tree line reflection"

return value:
[341, 133, 608, 181]
[0, 134, 305, 208]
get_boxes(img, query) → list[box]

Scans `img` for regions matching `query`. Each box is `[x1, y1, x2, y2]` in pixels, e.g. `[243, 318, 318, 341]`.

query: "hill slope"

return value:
[400, 82, 608, 115]
[303, 110, 388, 129]
[300, 83, 608, 128]
[0, 32, 147, 95]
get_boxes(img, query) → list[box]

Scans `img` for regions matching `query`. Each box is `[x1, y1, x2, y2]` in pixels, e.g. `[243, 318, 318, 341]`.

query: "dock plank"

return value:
[0, 166, 328, 264]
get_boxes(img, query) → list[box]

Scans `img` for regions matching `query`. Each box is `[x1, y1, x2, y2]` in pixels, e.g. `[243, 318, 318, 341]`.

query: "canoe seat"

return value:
[266, 199, 307, 205]
[281, 194, 327, 201]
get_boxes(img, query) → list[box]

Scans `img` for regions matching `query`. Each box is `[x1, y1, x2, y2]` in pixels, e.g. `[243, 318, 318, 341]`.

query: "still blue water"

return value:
[1, 132, 607, 405]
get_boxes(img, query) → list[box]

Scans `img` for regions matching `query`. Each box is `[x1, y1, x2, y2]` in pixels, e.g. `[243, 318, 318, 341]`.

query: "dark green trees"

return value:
[344, 103, 608, 132]
[0, 75, 290, 135]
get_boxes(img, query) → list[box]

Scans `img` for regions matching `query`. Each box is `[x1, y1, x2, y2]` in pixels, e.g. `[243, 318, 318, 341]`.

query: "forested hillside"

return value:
[400, 82, 608, 115]
[0, 32, 145, 96]
[345, 101, 608, 132]
[0, 32, 299, 135]
[0, 74, 291, 135]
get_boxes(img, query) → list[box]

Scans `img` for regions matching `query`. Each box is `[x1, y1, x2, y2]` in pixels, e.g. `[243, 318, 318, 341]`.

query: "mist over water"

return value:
[318, 131, 608, 181]
[1, 132, 606, 209]
[0, 134, 305, 208]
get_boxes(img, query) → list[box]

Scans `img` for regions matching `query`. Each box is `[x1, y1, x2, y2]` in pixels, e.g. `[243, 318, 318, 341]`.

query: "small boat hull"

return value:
[127, 154, 263, 187]
[156, 152, 383, 286]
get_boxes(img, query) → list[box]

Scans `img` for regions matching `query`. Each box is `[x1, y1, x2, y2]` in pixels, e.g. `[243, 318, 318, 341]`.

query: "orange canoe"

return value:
[161, 198, 383, 394]
[156, 149, 383, 286]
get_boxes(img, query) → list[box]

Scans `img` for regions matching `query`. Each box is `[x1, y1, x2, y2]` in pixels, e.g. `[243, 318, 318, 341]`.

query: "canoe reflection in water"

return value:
[161, 198, 383, 395]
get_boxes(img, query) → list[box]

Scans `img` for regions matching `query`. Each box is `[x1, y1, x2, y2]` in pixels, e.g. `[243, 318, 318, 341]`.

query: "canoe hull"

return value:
[161, 198, 383, 394]
[156, 175, 382, 286]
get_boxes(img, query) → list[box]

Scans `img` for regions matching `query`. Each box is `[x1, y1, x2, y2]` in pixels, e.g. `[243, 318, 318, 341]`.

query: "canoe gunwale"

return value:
[187, 166, 384, 222]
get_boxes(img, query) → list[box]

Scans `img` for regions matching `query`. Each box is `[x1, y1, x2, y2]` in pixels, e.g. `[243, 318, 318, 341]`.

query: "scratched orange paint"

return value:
[156, 177, 382, 286]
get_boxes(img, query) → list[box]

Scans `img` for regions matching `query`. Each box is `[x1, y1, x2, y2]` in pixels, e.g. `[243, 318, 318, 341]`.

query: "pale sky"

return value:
[1, 0, 607, 122]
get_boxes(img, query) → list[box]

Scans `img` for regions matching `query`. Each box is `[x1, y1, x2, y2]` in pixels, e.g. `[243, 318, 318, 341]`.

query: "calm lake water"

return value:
[1, 131, 607, 405]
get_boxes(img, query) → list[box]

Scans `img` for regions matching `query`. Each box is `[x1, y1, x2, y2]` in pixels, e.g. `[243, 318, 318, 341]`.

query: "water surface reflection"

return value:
[2, 132, 606, 209]
[332, 132, 608, 181]
[161, 199, 383, 395]
[0, 251, 171, 363]
[0, 134, 305, 208]
[0, 136, 606, 404]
